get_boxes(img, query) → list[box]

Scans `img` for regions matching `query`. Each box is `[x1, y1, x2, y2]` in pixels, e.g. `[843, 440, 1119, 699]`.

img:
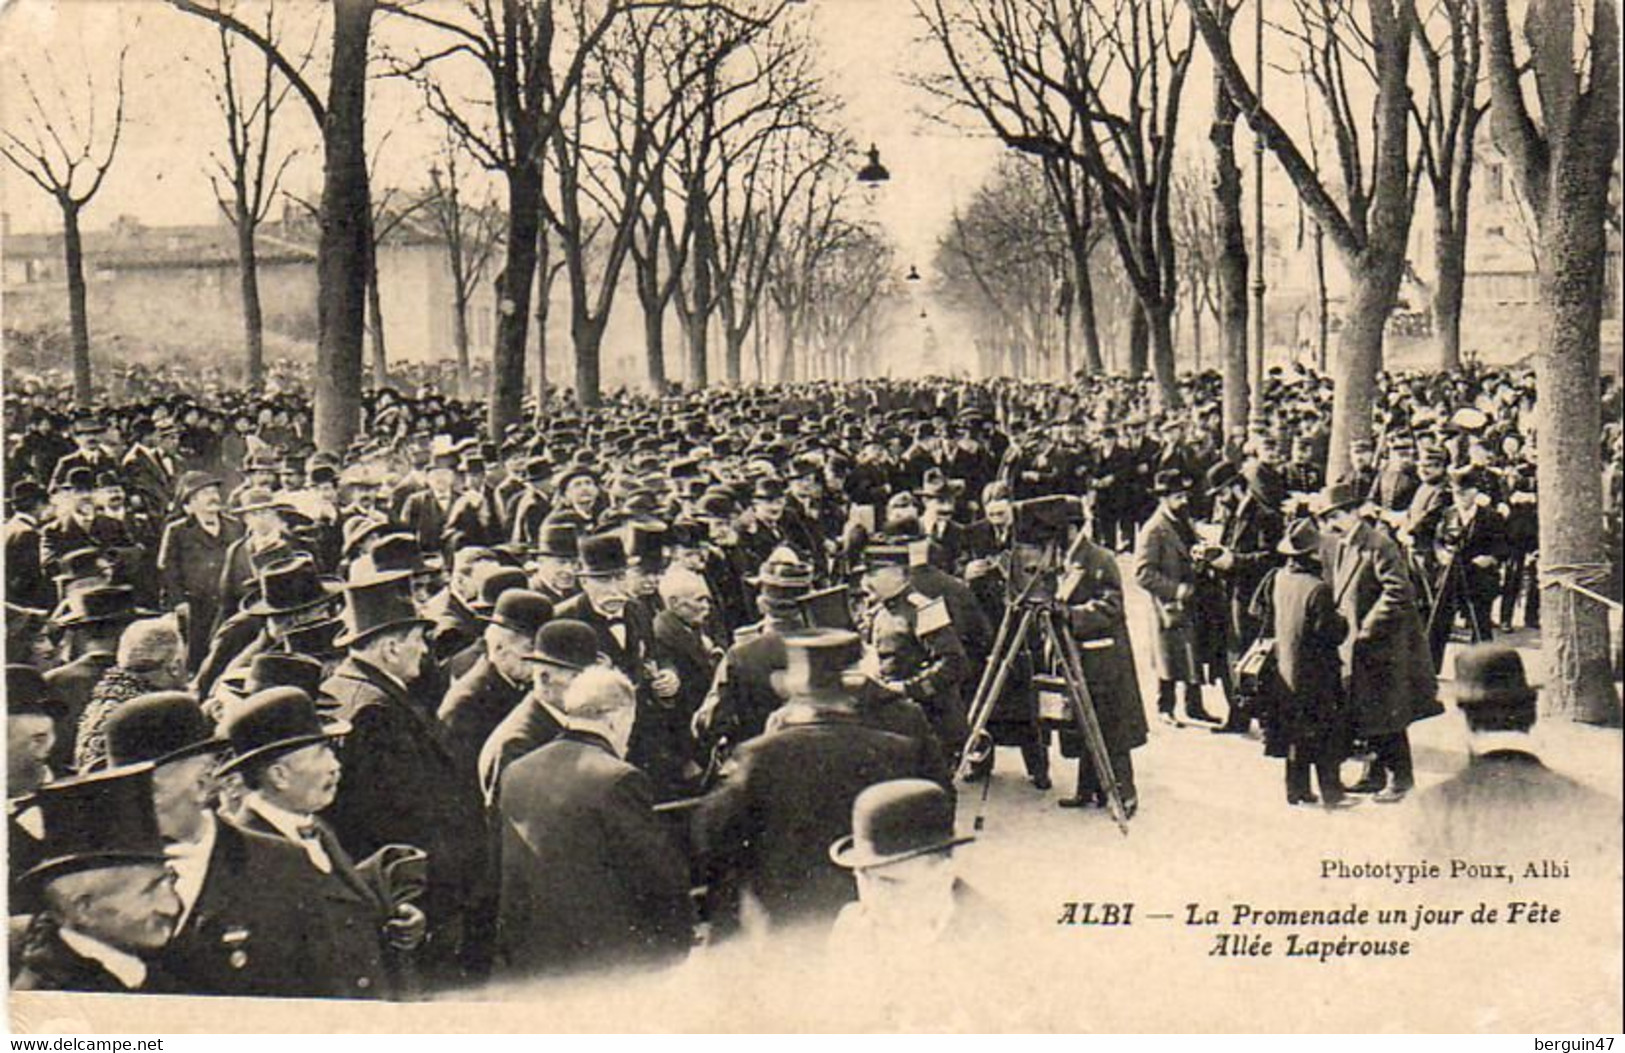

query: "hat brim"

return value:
[331, 617, 433, 650]
[828, 832, 975, 870]
[243, 580, 344, 618]
[216, 719, 352, 776]
[20, 850, 171, 890]
[520, 651, 597, 672]
[52, 606, 159, 629]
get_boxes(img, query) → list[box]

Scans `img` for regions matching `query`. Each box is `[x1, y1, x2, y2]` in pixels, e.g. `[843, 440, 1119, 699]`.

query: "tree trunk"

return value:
[1127, 302, 1148, 377]
[644, 300, 667, 393]
[60, 199, 92, 406]
[725, 323, 745, 384]
[1534, 133, 1620, 725]
[1191, 308, 1204, 371]
[1148, 301, 1182, 409]
[235, 212, 266, 391]
[1325, 256, 1401, 482]
[367, 248, 387, 389]
[452, 292, 471, 400]
[1432, 204, 1466, 370]
[1213, 72, 1251, 435]
[1313, 223, 1329, 370]
[1074, 247, 1104, 373]
[312, 0, 374, 453]
[491, 168, 541, 436]
[573, 315, 605, 407]
[533, 232, 552, 405]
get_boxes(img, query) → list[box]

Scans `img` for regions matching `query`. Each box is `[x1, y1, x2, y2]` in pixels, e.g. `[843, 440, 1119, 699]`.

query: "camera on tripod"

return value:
[1006, 495, 1087, 603]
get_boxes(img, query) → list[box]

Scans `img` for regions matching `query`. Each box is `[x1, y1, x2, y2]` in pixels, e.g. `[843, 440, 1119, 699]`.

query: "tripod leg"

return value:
[1042, 611, 1131, 836]
[954, 607, 1036, 783]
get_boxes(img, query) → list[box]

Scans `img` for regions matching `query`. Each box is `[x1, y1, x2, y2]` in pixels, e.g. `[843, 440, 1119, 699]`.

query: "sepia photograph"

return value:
[1, 0, 1621, 1035]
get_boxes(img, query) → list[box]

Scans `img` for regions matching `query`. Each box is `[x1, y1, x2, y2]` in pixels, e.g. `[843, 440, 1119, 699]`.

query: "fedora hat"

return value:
[234, 487, 291, 516]
[341, 515, 392, 561]
[1452, 644, 1537, 727]
[1317, 477, 1362, 514]
[104, 692, 226, 769]
[358, 533, 436, 580]
[51, 547, 107, 585]
[577, 532, 628, 578]
[19, 765, 169, 890]
[272, 616, 346, 660]
[523, 618, 602, 670]
[7, 664, 66, 723]
[245, 652, 326, 698]
[829, 778, 974, 871]
[52, 583, 153, 629]
[244, 555, 343, 617]
[484, 589, 554, 639]
[1277, 518, 1324, 557]
[217, 687, 350, 775]
[334, 578, 431, 649]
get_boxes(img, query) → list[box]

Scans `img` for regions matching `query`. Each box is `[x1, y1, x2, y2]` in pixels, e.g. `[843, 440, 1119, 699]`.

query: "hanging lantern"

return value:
[856, 143, 890, 185]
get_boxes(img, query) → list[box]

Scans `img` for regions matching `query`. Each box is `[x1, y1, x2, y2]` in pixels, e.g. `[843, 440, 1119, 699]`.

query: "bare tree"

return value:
[919, 0, 1195, 408]
[1413, 0, 1489, 370]
[425, 142, 503, 399]
[1483, 0, 1620, 725]
[1170, 161, 1221, 371]
[0, 45, 128, 406]
[800, 222, 898, 380]
[1188, 0, 1419, 480]
[201, 12, 307, 391]
[172, 0, 377, 453]
[1206, 0, 1249, 432]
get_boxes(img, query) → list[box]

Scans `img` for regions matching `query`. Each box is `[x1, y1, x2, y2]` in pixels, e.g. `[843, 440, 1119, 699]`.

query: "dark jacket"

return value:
[495, 730, 693, 978]
[11, 915, 171, 993]
[437, 655, 528, 782]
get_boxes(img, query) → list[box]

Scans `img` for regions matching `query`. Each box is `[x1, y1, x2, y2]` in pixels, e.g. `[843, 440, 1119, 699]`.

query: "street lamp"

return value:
[856, 143, 890, 185]
[906, 264, 921, 282]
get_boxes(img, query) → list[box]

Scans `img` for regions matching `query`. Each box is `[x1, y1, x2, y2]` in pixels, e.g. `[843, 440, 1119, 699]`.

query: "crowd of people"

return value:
[5, 359, 1622, 997]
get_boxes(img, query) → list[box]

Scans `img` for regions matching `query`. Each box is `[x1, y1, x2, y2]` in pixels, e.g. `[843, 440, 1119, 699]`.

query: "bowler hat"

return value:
[217, 687, 350, 775]
[7, 664, 66, 722]
[484, 589, 555, 638]
[523, 618, 602, 670]
[334, 578, 432, 648]
[244, 555, 343, 617]
[56, 466, 95, 493]
[1452, 644, 1537, 727]
[577, 532, 628, 578]
[104, 692, 226, 768]
[556, 466, 597, 493]
[829, 778, 975, 870]
[1152, 469, 1190, 496]
[245, 652, 326, 697]
[177, 471, 223, 504]
[19, 766, 168, 889]
[9, 479, 47, 511]
[468, 564, 530, 614]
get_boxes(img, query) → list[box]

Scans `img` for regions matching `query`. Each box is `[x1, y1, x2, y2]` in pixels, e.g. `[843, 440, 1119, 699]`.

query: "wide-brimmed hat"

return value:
[104, 692, 227, 768]
[217, 687, 351, 775]
[334, 577, 432, 648]
[51, 583, 154, 629]
[1277, 518, 1324, 557]
[829, 778, 974, 870]
[244, 555, 343, 617]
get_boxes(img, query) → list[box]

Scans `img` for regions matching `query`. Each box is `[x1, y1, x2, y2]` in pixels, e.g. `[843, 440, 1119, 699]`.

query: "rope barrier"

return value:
[1537, 561, 1621, 697]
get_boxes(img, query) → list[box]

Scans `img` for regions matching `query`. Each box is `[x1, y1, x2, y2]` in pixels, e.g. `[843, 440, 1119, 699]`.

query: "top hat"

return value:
[177, 471, 223, 504]
[782, 628, 863, 691]
[52, 584, 152, 629]
[469, 564, 530, 615]
[1452, 644, 1537, 727]
[1277, 518, 1324, 558]
[245, 652, 326, 698]
[799, 585, 855, 632]
[629, 523, 668, 571]
[244, 555, 343, 617]
[484, 589, 555, 639]
[1317, 477, 1362, 514]
[828, 778, 974, 870]
[7, 664, 66, 722]
[577, 532, 628, 578]
[535, 522, 580, 561]
[217, 687, 351, 775]
[19, 766, 168, 889]
[523, 618, 602, 670]
[335, 578, 432, 648]
[104, 691, 226, 769]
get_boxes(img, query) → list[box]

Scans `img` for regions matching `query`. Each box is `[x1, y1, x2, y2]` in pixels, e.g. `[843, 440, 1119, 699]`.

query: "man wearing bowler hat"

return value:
[494, 666, 693, 979]
[1133, 469, 1222, 726]
[7, 477, 55, 612]
[1412, 645, 1622, 860]
[478, 618, 603, 803]
[99, 691, 335, 998]
[44, 584, 151, 774]
[12, 766, 183, 992]
[220, 687, 413, 999]
[158, 472, 243, 672]
[438, 588, 555, 778]
[827, 778, 999, 955]
[695, 629, 939, 938]
[321, 568, 492, 987]
[8, 666, 63, 898]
